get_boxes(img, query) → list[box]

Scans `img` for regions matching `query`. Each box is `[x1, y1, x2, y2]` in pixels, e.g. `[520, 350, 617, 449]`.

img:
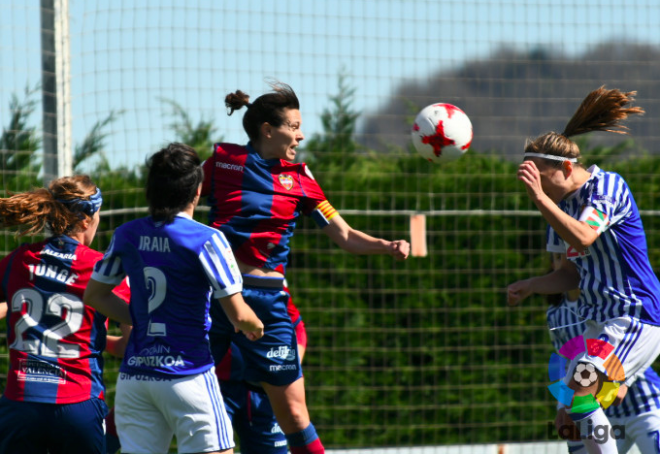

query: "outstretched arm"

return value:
[322, 214, 410, 260]
[507, 254, 580, 306]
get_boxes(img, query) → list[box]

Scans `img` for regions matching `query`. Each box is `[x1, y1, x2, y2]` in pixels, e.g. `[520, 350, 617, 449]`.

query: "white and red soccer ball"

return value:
[411, 103, 473, 164]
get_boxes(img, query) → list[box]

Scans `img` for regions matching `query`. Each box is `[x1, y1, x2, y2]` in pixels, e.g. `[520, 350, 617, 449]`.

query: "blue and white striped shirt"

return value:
[547, 299, 660, 418]
[91, 213, 243, 377]
[546, 165, 660, 325]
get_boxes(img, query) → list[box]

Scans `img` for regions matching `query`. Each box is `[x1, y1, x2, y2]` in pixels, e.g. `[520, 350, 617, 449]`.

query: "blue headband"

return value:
[57, 187, 103, 216]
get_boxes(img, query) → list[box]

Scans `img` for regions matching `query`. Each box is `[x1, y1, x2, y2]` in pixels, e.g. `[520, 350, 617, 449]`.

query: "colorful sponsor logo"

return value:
[547, 335, 624, 412]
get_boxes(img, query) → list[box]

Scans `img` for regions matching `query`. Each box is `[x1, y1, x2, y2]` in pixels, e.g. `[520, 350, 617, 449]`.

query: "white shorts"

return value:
[610, 410, 660, 454]
[566, 411, 660, 453]
[115, 367, 234, 454]
[563, 317, 660, 388]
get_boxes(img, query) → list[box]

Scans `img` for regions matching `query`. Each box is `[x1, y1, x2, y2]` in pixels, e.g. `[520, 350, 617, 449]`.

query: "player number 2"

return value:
[144, 266, 167, 336]
[10, 288, 84, 358]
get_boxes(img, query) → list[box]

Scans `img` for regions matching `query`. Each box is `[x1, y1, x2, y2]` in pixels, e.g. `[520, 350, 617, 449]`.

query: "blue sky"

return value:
[1, 0, 659, 170]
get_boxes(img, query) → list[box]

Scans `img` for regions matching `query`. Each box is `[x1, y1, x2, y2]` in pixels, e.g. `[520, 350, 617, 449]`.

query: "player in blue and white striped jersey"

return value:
[508, 87, 660, 454]
[546, 252, 660, 453]
[84, 143, 264, 454]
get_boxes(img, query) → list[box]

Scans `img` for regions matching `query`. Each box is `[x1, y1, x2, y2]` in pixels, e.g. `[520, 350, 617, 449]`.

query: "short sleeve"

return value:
[91, 235, 126, 285]
[583, 172, 632, 233]
[199, 231, 243, 299]
[588, 186, 617, 221]
[298, 164, 328, 216]
[546, 225, 565, 253]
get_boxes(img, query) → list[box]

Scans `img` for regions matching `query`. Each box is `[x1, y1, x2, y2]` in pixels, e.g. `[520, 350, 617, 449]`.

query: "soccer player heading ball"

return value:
[507, 86, 660, 454]
[202, 82, 410, 454]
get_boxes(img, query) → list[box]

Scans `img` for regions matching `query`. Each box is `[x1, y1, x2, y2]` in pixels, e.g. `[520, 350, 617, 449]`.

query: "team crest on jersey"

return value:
[278, 174, 294, 190]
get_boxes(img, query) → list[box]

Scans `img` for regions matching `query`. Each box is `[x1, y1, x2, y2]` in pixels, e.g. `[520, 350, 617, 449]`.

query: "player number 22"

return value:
[10, 288, 84, 358]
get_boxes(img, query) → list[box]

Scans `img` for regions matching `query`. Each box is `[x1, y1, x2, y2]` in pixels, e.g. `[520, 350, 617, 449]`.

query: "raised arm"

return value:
[518, 160, 598, 251]
[321, 214, 410, 260]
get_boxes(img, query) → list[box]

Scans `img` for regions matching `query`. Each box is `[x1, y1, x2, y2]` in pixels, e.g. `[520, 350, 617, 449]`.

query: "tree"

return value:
[74, 110, 123, 172]
[160, 98, 218, 160]
[302, 70, 361, 166]
[0, 83, 42, 193]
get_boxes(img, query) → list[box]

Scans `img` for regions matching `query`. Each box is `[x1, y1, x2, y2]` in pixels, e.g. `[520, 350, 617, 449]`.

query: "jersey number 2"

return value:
[145, 267, 167, 336]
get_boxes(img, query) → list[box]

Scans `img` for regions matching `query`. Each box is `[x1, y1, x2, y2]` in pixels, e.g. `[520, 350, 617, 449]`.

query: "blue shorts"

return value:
[0, 395, 108, 454]
[210, 275, 302, 386]
[221, 380, 288, 454]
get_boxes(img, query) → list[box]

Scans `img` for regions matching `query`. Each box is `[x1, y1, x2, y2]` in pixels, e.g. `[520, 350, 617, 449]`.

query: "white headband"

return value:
[524, 152, 578, 163]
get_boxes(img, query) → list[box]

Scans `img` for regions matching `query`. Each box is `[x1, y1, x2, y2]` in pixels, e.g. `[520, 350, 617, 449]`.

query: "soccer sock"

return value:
[569, 406, 618, 454]
[285, 423, 325, 454]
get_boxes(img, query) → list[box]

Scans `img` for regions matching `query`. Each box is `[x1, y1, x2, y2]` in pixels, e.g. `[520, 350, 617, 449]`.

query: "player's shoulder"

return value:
[590, 167, 629, 192]
[214, 142, 247, 156]
[0, 242, 34, 267]
[113, 217, 149, 239]
[73, 242, 104, 261]
[173, 215, 229, 243]
[279, 160, 319, 183]
[176, 215, 215, 233]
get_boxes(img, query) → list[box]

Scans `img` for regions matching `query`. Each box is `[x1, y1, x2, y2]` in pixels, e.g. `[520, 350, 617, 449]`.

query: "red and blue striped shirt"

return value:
[202, 143, 336, 272]
[0, 236, 129, 404]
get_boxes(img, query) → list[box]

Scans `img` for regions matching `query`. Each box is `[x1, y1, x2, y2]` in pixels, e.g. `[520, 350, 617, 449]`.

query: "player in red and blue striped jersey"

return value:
[0, 175, 129, 454]
[203, 83, 410, 454]
[508, 87, 660, 454]
[214, 282, 307, 454]
[84, 143, 263, 454]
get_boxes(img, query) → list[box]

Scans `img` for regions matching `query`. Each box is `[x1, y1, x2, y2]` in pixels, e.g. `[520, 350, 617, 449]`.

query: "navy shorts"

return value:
[221, 380, 288, 454]
[0, 395, 108, 454]
[211, 275, 302, 386]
